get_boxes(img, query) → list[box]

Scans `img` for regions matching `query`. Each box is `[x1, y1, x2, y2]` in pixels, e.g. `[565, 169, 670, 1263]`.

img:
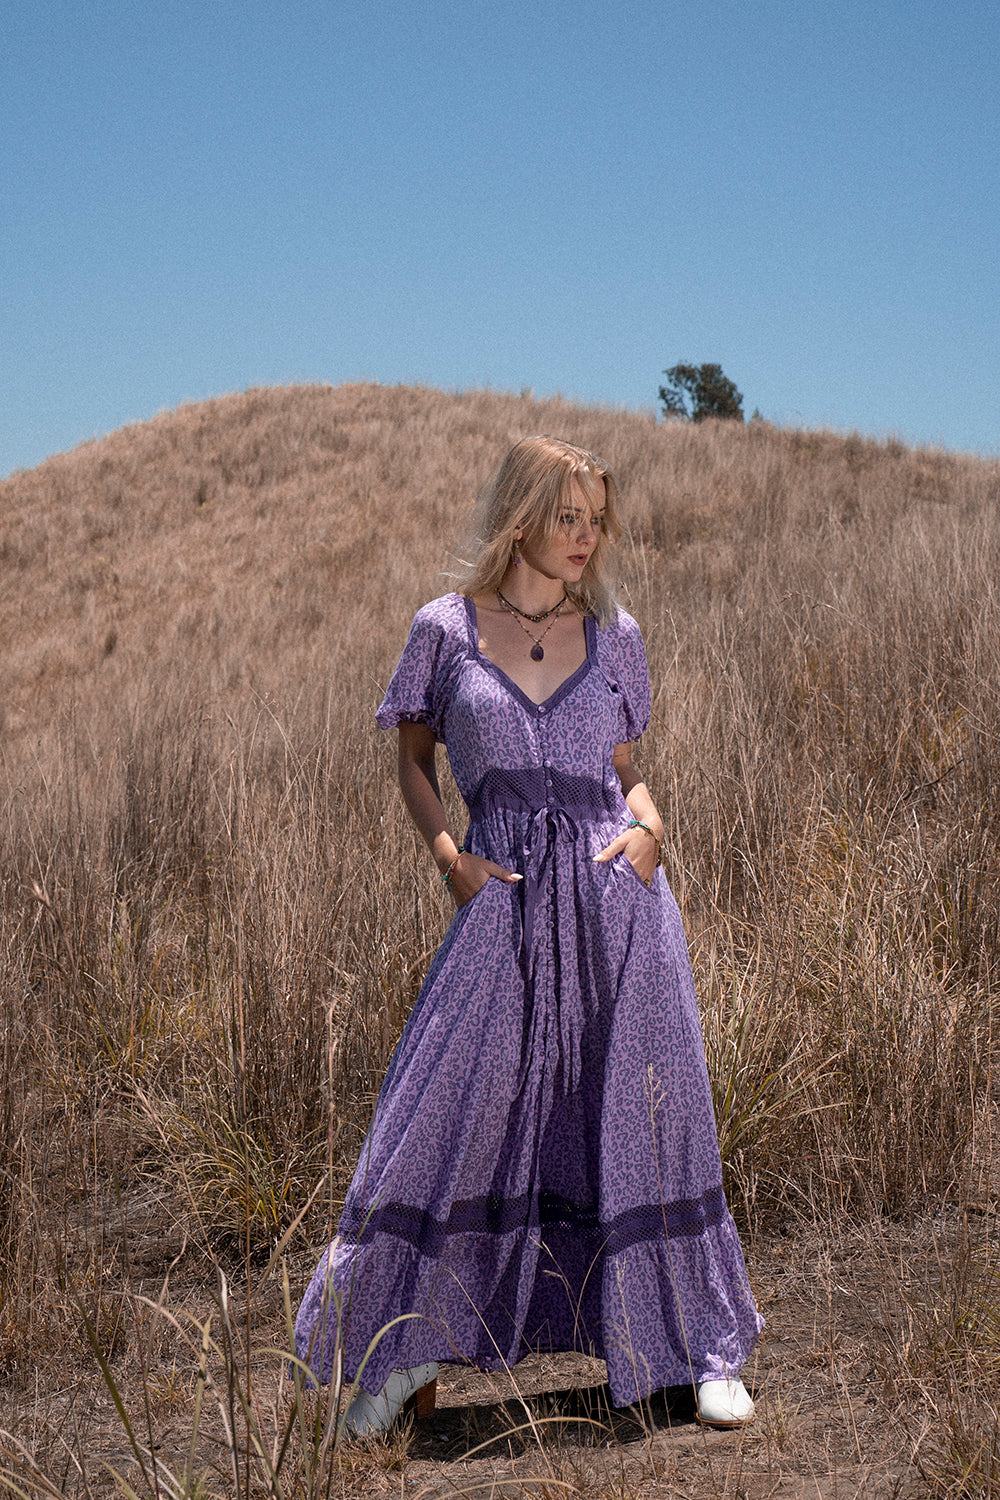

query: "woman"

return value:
[295, 436, 762, 1431]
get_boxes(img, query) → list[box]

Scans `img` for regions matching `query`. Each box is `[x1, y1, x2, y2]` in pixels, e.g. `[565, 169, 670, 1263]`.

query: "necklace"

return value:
[497, 590, 566, 660]
[496, 588, 567, 623]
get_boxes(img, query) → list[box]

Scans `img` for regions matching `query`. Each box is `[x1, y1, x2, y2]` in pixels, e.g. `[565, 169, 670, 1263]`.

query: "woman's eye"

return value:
[557, 511, 605, 532]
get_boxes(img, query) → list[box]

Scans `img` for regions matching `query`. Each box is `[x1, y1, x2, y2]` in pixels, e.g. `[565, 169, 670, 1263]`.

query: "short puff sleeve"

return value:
[375, 601, 453, 739]
[602, 609, 651, 743]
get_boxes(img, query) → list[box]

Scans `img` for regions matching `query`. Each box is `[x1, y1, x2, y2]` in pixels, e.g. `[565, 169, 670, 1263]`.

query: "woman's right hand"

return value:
[447, 851, 523, 908]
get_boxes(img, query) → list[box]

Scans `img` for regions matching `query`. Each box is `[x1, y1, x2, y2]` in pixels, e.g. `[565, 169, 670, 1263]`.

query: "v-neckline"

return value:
[463, 595, 595, 715]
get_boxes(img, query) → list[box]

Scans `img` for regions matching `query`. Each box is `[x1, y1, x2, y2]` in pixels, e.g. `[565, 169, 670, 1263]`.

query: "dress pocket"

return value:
[614, 851, 655, 894]
[456, 875, 496, 911]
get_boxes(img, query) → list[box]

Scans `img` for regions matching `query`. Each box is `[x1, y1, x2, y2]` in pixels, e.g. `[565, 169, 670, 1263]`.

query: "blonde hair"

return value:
[459, 436, 623, 624]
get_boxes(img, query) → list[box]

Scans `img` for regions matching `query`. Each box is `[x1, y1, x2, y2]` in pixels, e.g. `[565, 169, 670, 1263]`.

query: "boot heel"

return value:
[345, 1362, 438, 1437]
[407, 1376, 436, 1421]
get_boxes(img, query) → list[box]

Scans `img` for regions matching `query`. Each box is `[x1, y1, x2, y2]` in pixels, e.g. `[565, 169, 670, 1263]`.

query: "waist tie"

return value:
[468, 767, 619, 1091]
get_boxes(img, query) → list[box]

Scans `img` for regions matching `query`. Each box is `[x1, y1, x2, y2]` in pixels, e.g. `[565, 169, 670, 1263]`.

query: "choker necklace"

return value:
[496, 588, 567, 623]
[497, 590, 567, 660]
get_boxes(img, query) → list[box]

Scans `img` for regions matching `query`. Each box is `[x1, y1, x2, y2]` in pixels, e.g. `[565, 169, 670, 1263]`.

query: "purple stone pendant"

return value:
[530, 644, 544, 661]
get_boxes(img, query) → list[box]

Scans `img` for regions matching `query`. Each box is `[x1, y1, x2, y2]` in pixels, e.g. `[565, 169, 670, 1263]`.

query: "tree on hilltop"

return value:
[659, 363, 744, 423]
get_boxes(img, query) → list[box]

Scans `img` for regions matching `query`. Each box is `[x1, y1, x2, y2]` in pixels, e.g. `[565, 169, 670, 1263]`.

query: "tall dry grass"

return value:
[2, 382, 1000, 1492]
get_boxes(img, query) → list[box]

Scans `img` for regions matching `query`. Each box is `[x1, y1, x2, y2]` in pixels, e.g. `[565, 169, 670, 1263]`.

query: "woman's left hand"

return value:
[593, 826, 659, 887]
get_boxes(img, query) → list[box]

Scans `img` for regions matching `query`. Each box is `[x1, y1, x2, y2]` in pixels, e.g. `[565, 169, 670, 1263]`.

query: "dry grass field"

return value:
[2, 381, 1000, 1496]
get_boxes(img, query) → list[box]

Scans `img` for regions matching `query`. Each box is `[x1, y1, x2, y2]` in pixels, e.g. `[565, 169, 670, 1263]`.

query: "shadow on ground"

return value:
[407, 1380, 708, 1462]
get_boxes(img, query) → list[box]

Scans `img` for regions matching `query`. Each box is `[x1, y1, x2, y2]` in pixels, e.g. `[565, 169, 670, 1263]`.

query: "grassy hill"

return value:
[3, 383, 1000, 1494]
[1, 382, 653, 749]
[4, 380, 990, 757]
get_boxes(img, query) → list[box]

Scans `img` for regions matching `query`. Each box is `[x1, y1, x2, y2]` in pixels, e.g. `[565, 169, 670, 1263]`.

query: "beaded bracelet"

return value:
[628, 819, 663, 850]
[442, 846, 466, 889]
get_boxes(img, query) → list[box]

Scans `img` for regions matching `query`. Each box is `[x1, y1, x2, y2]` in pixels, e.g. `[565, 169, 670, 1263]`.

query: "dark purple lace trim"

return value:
[339, 1184, 727, 1259]
[469, 767, 618, 823]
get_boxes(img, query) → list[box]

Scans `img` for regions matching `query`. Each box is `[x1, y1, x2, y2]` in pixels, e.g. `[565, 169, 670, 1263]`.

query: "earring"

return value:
[513, 544, 522, 567]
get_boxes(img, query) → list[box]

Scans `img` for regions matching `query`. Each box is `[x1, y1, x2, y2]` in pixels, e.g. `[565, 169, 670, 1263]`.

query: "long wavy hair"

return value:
[458, 436, 623, 624]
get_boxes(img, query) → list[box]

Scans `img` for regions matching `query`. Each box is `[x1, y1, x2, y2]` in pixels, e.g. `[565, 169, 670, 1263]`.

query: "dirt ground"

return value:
[4, 1202, 979, 1498]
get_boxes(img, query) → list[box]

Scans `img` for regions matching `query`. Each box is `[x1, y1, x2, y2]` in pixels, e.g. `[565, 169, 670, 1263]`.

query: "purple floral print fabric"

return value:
[294, 593, 762, 1405]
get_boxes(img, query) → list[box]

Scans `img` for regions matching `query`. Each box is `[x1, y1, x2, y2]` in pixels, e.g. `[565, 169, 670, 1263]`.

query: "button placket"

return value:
[538, 706, 552, 801]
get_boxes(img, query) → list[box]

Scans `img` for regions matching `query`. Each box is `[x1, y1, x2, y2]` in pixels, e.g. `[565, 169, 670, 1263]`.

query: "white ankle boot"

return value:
[343, 1362, 439, 1436]
[696, 1376, 754, 1427]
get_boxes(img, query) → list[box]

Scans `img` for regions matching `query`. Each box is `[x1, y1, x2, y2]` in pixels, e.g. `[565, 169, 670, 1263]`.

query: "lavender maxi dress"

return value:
[295, 594, 762, 1405]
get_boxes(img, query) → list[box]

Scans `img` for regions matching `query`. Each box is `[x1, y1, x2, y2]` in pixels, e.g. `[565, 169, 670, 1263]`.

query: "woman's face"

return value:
[517, 476, 606, 584]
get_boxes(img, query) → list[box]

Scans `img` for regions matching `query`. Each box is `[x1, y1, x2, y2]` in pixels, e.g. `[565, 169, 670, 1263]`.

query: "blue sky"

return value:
[2, 0, 998, 477]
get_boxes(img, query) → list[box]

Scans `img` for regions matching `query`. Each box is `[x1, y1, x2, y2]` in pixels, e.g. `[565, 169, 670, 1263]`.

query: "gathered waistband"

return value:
[468, 766, 618, 825]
